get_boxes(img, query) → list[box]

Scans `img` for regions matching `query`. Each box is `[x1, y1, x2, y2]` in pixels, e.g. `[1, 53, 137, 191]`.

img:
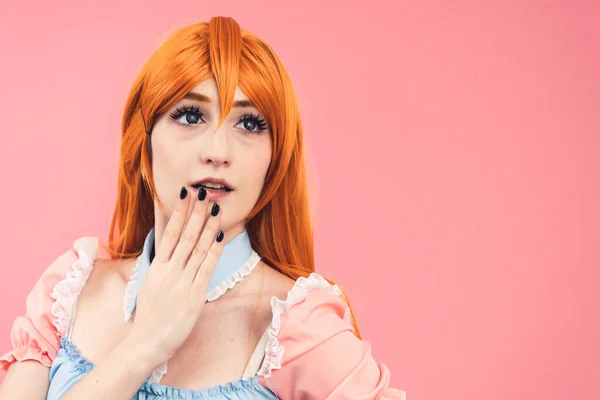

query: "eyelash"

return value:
[168, 105, 269, 133]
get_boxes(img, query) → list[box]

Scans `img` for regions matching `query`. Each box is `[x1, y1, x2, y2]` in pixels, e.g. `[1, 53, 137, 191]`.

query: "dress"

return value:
[0, 229, 406, 399]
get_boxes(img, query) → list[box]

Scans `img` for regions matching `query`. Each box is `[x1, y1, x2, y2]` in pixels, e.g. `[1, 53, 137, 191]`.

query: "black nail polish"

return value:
[211, 203, 220, 216]
[198, 187, 207, 201]
[216, 230, 224, 242]
[180, 187, 188, 199]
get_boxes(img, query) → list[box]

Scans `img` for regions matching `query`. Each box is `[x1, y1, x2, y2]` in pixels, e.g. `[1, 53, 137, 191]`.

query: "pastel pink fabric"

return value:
[259, 289, 406, 399]
[0, 248, 78, 371]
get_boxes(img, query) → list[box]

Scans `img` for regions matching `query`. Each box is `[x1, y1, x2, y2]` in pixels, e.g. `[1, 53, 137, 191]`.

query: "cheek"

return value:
[152, 144, 175, 183]
[248, 144, 272, 183]
[236, 145, 271, 201]
[151, 127, 191, 173]
[150, 135, 190, 199]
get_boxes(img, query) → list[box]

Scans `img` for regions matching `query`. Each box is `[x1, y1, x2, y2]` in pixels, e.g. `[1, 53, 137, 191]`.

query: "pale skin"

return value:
[0, 78, 296, 399]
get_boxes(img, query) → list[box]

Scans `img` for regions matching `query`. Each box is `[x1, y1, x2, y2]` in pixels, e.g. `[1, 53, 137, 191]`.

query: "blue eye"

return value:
[236, 113, 269, 134]
[169, 106, 205, 126]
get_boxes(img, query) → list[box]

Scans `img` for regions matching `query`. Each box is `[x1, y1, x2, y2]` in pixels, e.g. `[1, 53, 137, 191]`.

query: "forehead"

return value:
[189, 77, 248, 103]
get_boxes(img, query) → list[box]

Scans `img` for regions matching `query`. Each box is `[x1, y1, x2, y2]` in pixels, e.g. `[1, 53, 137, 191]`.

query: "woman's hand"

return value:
[56, 186, 224, 400]
[129, 186, 224, 367]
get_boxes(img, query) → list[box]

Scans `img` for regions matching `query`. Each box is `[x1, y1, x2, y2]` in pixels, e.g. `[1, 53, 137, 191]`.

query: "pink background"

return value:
[0, 1, 599, 399]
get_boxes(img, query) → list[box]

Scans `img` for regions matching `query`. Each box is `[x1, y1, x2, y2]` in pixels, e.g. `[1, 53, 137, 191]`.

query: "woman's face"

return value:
[149, 77, 272, 237]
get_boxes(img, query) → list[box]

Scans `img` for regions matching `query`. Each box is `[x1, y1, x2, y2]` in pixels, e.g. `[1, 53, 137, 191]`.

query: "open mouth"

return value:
[192, 183, 233, 192]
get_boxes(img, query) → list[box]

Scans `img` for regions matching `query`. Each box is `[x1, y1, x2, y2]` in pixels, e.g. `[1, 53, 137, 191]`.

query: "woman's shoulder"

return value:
[254, 264, 348, 320]
[42, 235, 135, 310]
[31, 235, 130, 287]
[259, 265, 350, 324]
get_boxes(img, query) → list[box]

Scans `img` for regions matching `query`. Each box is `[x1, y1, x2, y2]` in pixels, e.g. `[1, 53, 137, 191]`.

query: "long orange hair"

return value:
[103, 16, 361, 338]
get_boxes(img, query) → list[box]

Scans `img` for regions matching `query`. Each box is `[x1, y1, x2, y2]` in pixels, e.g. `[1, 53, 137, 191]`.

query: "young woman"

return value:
[0, 16, 406, 399]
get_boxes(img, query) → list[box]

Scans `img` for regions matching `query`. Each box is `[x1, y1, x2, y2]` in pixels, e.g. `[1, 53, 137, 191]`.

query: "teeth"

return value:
[201, 183, 226, 190]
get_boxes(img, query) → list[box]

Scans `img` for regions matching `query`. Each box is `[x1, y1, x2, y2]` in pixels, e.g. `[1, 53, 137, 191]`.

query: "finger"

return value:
[183, 202, 223, 289]
[154, 186, 192, 263]
[170, 188, 211, 269]
[181, 186, 199, 230]
[190, 231, 225, 298]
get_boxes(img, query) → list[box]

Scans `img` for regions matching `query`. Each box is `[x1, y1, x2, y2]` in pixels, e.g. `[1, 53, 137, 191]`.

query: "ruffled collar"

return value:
[123, 227, 261, 322]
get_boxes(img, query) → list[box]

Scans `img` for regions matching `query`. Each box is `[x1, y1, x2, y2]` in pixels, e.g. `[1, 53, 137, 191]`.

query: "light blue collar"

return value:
[125, 227, 256, 320]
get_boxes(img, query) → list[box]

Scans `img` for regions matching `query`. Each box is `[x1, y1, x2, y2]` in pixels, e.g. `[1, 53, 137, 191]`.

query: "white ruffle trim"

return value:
[50, 237, 99, 337]
[149, 361, 168, 384]
[205, 250, 261, 302]
[123, 257, 141, 322]
[257, 272, 351, 378]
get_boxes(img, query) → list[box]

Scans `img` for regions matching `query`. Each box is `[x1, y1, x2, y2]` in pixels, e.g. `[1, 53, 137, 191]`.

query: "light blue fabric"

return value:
[46, 228, 278, 399]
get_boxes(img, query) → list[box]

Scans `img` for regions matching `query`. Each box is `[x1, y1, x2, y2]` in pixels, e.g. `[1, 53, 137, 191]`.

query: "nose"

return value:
[198, 126, 232, 167]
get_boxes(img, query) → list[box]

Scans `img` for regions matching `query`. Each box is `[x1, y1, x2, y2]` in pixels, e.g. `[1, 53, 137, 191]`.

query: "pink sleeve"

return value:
[0, 247, 80, 371]
[259, 284, 407, 399]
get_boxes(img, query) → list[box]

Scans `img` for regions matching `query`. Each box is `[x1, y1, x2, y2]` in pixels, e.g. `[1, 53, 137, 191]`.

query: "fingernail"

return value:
[180, 187, 188, 199]
[198, 187, 207, 201]
[216, 230, 224, 242]
[211, 203, 220, 216]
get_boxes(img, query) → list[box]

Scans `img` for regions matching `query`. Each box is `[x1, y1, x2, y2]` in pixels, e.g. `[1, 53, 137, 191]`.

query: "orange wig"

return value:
[104, 16, 361, 338]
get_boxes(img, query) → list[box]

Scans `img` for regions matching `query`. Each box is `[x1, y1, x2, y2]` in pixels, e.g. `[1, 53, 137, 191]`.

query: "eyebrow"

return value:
[183, 92, 255, 108]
